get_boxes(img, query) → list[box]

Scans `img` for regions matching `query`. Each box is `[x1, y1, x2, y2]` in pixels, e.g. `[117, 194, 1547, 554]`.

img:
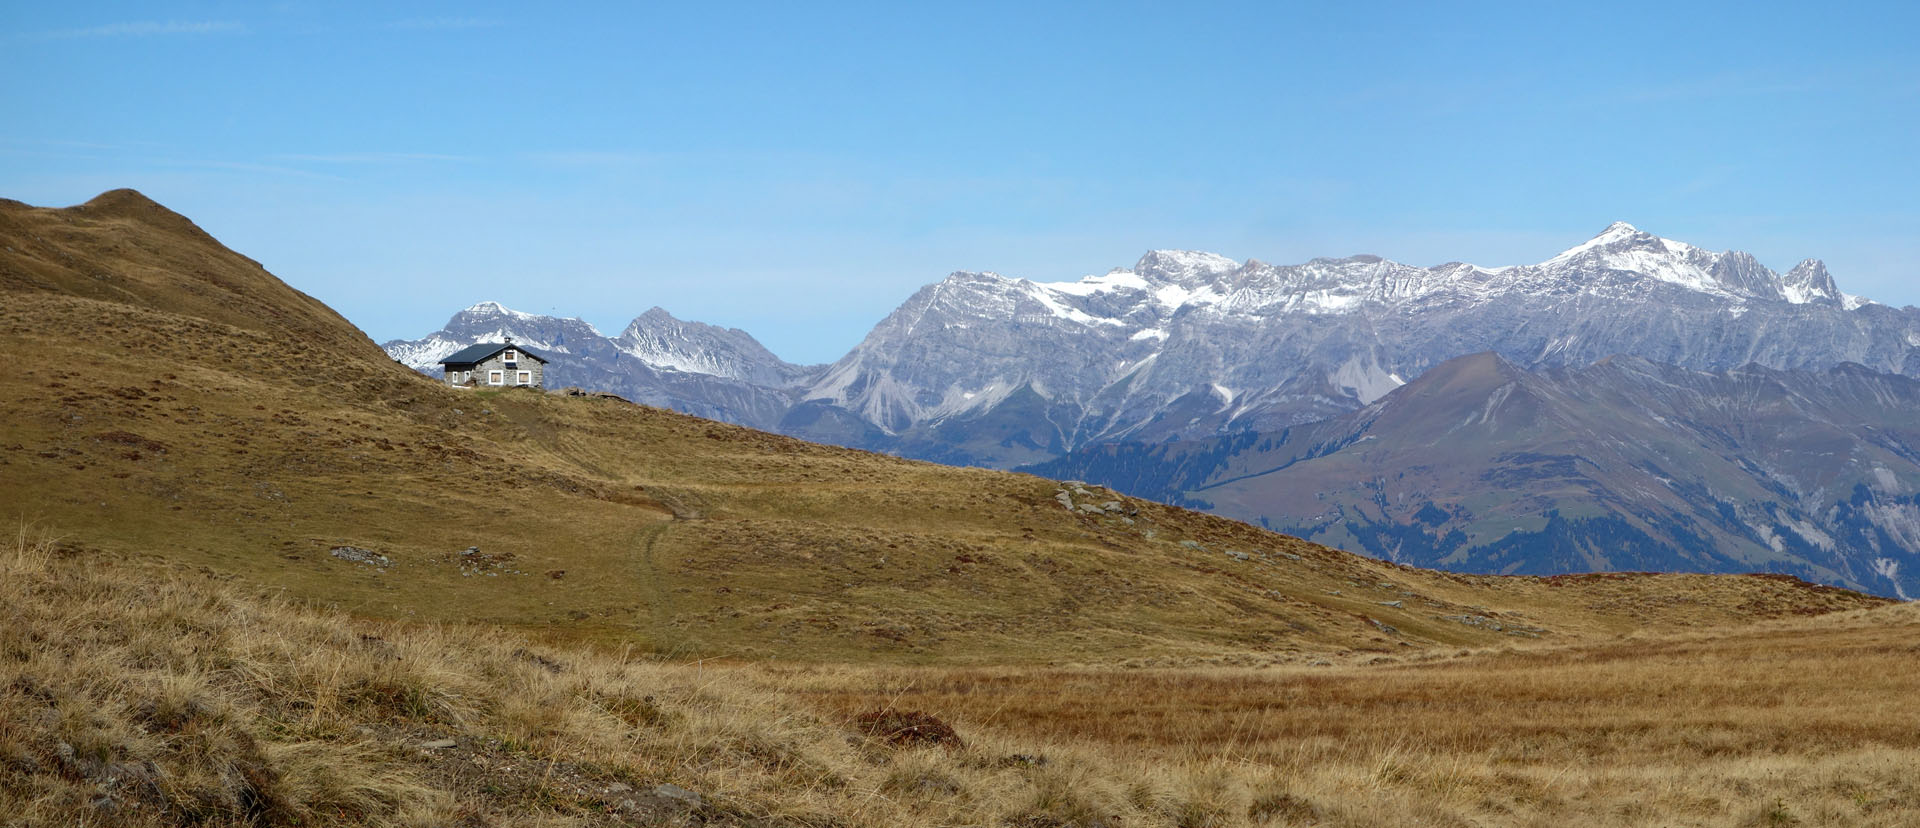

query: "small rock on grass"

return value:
[653, 783, 703, 808]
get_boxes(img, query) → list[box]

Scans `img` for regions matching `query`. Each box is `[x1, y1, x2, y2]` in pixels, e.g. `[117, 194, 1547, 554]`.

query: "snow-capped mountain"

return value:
[386, 224, 1920, 468]
[798, 223, 1920, 466]
[381, 302, 819, 431]
[385, 301, 607, 371]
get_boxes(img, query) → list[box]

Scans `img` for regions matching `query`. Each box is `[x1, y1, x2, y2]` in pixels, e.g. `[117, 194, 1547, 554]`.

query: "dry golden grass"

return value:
[0, 528, 1153, 826]
[762, 603, 1920, 826]
[7, 529, 1917, 827]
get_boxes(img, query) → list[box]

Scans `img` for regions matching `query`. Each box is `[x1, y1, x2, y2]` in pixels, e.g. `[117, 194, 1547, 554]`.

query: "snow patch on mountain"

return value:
[1872, 558, 1910, 601]
[1034, 269, 1153, 296]
[1022, 281, 1122, 327]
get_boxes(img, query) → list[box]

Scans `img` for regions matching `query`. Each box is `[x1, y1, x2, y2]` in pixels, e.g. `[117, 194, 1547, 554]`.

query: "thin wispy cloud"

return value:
[1619, 72, 1821, 105]
[38, 20, 246, 39]
[0, 137, 135, 151]
[523, 150, 665, 168]
[161, 158, 345, 181]
[385, 17, 502, 31]
[277, 152, 475, 164]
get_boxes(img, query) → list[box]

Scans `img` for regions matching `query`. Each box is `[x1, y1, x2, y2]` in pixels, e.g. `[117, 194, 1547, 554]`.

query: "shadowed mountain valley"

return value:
[1029, 351, 1920, 598]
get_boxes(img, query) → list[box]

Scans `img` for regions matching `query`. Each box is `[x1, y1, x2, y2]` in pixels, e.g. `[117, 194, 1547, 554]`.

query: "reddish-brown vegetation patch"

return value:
[853, 709, 964, 749]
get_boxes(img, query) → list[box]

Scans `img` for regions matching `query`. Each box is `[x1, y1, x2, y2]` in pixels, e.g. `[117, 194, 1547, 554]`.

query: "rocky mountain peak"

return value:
[634, 305, 678, 323]
[444, 300, 584, 333]
[614, 307, 808, 387]
[1546, 221, 1688, 264]
[1532, 223, 1852, 305]
[1131, 249, 1241, 284]
[620, 306, 711, 339]
[929, 270, 1014, 293]
[1782, 259, 1841, 305]
[458, 300, 534, 319]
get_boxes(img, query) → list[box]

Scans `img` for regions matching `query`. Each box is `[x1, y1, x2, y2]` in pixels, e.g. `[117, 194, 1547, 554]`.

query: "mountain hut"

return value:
[437, 338, 549, 388]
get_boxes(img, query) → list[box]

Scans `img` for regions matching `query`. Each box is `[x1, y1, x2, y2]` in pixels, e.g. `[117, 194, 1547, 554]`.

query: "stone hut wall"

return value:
[443, 350, 546, 388]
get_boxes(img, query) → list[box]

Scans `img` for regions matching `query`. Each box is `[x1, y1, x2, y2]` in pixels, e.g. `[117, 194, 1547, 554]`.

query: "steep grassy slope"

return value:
[0, 191, 1887, 666]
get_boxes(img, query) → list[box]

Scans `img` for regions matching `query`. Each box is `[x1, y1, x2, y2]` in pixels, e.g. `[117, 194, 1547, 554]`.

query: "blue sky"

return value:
[4, 2, 1917, 363]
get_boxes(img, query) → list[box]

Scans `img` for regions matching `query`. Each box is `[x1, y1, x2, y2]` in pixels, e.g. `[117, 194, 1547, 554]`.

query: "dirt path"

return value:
[629, 521, 677, 654]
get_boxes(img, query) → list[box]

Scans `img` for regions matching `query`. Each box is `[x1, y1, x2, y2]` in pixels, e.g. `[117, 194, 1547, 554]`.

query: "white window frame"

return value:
[488, 370, 504, 386]
[502, 349, 518, 363]
[516, 370, 532, 386]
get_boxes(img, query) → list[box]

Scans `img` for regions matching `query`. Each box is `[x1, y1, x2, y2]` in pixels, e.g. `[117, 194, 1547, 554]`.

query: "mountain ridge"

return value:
[386, 222, 1920, 468]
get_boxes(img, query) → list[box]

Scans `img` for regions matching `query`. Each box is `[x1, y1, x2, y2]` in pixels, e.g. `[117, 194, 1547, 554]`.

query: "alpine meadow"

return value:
[7, 3, 1920, 826]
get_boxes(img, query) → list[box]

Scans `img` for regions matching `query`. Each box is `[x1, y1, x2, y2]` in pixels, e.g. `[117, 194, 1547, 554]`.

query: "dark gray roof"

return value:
[438, 342, 550, 366]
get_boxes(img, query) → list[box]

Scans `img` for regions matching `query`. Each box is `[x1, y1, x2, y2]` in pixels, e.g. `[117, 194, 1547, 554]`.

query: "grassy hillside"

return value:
[0, 190, 1888, 668]
[8, 529, 1918, 827]
[1, 527, 1241, 827]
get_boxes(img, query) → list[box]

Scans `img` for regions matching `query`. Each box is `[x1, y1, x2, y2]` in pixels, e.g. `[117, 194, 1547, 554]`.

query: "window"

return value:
[488, 370, 504, 385]
[516, 370, 532, 386]
[503, 349, 517, 364]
